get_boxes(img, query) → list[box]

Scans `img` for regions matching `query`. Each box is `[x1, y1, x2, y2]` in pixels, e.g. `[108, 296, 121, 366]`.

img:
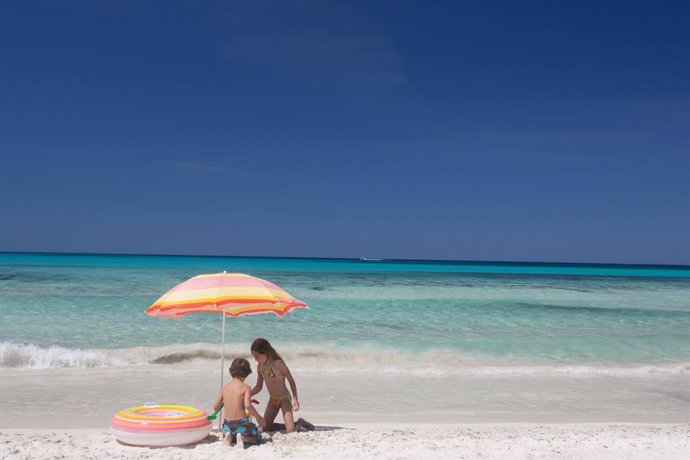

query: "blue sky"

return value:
[1, 1, 688, 264]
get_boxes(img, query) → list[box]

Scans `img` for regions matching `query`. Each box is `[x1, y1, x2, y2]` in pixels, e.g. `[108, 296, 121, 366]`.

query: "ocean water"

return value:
[1, 252, 689, 375]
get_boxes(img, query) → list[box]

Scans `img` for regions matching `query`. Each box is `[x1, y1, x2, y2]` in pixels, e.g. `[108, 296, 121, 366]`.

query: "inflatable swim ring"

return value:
[111, 404, 212, 447]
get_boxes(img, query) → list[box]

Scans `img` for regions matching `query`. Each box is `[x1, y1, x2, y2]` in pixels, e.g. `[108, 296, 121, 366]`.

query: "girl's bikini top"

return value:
[261, 360, 284, 379]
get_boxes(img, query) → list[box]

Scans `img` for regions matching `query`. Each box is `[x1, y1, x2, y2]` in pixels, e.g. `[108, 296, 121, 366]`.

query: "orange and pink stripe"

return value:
[145, 272, 307, 318]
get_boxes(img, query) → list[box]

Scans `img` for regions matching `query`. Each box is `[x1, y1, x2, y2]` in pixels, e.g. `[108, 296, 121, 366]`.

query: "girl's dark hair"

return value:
[229, 358, 252, 378]
[251, 338, 282, 361]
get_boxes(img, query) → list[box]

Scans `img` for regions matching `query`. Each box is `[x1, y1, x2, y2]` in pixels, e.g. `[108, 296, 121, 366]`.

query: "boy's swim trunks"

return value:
[222, 417, 261, 447]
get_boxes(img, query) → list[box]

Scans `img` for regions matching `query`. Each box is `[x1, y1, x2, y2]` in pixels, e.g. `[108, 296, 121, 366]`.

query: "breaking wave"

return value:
[1, 341, 688, 377]
[0, 342, 128, 369]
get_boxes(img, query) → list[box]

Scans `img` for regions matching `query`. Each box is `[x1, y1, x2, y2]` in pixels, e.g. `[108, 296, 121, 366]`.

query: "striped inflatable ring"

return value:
[111, 404, 212, 447]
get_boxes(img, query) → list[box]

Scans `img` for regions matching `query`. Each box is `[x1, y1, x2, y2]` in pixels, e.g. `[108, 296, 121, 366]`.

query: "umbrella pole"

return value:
[220, 310, 226, 388]
[219, 311, 226, 432]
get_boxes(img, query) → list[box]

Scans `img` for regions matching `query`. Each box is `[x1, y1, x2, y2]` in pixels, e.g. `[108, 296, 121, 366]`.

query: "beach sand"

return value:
[1, 424, 689, 459]
[3, 358, 689, 458]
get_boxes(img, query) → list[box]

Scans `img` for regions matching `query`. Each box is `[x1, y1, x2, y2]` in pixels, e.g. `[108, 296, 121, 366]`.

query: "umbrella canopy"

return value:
[145, 272, 307, 426]
[146, 272, 307, 319]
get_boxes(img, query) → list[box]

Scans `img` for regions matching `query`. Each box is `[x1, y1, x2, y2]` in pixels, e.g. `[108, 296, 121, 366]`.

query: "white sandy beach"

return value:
[2, 353, 690, 459]
[2, 424, 689, 460]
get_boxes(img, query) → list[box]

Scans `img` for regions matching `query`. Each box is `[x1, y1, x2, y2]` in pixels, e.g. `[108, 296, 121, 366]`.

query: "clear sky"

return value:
[1, 1, 688, 264]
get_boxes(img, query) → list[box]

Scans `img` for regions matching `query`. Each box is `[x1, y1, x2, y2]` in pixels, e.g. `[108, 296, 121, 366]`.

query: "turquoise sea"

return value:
[1, 252, 689, 374]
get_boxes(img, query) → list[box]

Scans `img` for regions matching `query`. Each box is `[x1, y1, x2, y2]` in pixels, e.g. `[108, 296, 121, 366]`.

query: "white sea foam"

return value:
[293, 362, 690, 377]
[1, 341, 688, 377]
[0, 342, 249, 369]
[0, 342, 128, 369]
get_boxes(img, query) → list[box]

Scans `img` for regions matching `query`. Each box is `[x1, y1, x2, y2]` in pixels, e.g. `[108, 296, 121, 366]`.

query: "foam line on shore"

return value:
[2, 341, 688, 376]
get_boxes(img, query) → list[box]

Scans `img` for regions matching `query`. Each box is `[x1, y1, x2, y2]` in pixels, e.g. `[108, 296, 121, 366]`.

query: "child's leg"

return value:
[261, 400, 280, 431]
[280, 400, 296, 433]
[296, 417, 315, 431]
[221, 421, 234, 444]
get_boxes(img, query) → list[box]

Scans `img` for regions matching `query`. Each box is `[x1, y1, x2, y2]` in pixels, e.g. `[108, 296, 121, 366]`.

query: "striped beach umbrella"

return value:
[145, 272, 307, 409]
[146, 272, 306, 319]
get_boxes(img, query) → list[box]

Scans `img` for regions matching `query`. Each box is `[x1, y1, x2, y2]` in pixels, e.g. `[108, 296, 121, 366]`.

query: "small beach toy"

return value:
[206, 407, 221, 421]
[111, 403, 212, 447]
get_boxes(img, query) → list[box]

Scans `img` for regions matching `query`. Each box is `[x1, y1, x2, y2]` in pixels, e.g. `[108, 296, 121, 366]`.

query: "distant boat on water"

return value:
[360, 257, 383, 261]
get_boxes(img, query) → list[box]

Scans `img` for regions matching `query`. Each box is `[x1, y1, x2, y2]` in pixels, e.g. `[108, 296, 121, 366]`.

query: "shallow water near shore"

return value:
[1, 253, 689, 425]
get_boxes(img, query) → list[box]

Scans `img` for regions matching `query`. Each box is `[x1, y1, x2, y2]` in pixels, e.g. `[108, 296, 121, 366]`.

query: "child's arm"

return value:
[277, 360, 300, 411]
[249, 406, 264, 428]
[212, 388, 224, 412]
[250, 365, 264, 396]
[244, 385, 264, 426]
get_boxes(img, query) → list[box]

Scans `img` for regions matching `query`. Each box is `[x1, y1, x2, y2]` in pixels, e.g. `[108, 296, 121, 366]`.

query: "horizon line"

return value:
[0, 250, 688, 270]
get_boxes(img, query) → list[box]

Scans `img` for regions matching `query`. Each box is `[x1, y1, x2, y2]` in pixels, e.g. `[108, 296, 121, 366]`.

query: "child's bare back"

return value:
[220, 379, 252, 421]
